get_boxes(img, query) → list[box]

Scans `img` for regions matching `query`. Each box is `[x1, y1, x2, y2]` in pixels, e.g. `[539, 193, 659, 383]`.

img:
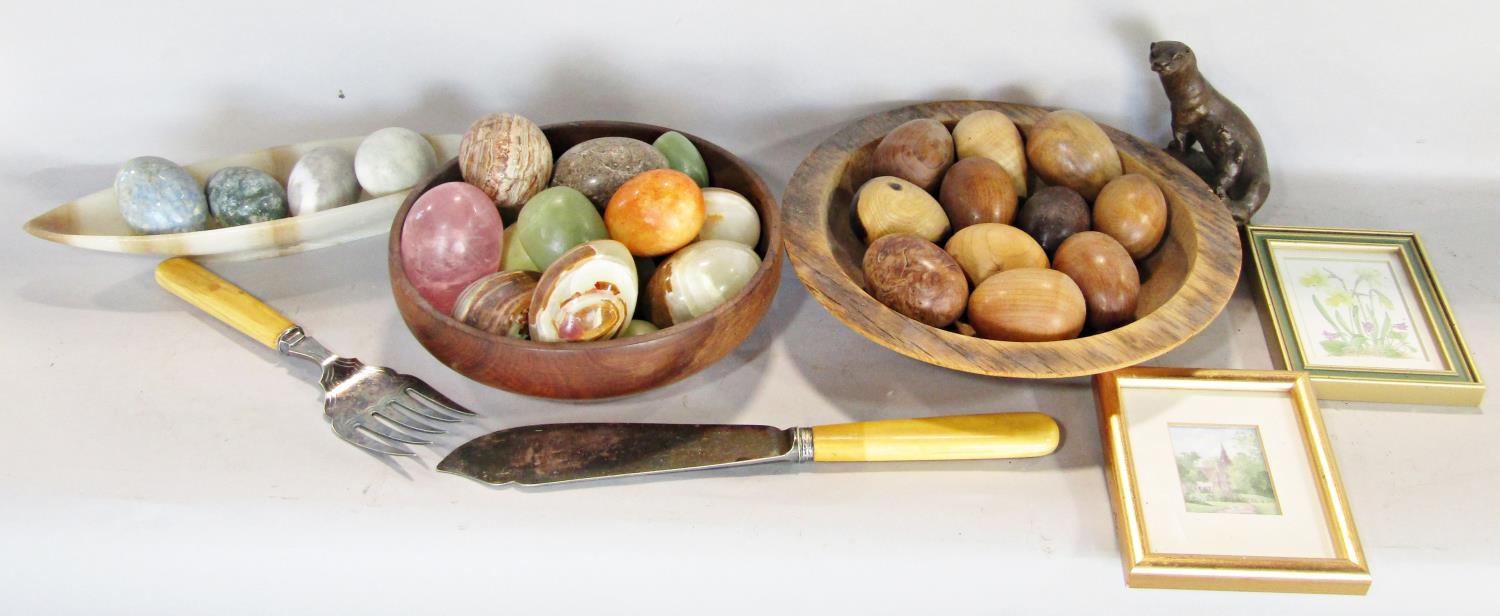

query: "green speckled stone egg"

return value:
[206, 166, 289, 227]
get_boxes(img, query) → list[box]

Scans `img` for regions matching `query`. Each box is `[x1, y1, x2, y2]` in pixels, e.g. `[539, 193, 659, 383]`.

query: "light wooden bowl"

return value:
[782, 101, 1240, 378]
[390, 121, 782, 399]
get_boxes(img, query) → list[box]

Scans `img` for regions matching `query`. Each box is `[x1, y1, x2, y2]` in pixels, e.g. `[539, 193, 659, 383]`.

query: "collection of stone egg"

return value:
[400, 113, 763, 343]
[855, 109, 1167, 342]
[113, 127, 439, 234]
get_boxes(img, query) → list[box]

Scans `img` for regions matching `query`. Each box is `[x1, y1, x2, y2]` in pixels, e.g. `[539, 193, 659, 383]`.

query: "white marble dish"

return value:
[23, 133, 460, 261]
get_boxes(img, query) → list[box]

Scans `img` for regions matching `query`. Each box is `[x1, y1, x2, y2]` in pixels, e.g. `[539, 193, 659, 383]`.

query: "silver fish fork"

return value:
[156, 257, 475, 456]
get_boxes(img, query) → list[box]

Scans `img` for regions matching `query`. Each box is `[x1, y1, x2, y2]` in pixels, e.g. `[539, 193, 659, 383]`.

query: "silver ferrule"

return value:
[276, 326, 337, 367]
[790, 426, 815, 463]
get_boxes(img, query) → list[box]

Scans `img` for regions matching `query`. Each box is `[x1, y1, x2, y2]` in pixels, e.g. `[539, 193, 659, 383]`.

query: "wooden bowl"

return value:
[782, 101, 1240, 378]
[390, 121, 782, 399]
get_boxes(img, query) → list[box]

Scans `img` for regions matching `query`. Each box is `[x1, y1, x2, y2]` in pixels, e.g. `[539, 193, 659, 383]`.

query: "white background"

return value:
[2, 1, 1497, 613]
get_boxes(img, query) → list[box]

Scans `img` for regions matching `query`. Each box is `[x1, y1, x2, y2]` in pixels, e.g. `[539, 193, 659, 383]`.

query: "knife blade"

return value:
[437, 412, 1060, 486]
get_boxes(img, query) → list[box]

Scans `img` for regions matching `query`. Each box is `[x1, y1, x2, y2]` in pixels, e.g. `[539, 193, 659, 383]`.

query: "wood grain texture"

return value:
[782, 100, 1240, 378]
[155, 257, 295, 349]
[811, 412, 1060, 461]
[390, 122, 782, 400]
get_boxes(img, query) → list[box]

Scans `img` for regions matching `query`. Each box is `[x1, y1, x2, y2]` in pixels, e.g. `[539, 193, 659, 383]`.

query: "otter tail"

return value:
[1226, 174, 1270, 224]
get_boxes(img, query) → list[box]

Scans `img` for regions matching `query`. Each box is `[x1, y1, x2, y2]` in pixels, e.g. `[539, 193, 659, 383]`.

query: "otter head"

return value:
[1150, 41, 1195, 76]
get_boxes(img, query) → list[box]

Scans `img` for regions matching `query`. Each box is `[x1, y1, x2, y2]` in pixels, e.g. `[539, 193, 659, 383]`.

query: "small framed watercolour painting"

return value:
[1246, 226, 1483, 406]
[1094, 367, 1371, 594]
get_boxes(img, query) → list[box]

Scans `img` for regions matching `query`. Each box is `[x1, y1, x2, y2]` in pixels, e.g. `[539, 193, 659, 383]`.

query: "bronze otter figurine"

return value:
[1151, 41, 1269, 223]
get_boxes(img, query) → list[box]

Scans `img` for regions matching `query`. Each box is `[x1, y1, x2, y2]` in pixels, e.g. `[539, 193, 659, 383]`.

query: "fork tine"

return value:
[406, 386, 477, 417]
[336, 426, 416, 456]
[362, 416, 434, 445]
[396, 392, 462, 423]
[381, 402, 445, 434]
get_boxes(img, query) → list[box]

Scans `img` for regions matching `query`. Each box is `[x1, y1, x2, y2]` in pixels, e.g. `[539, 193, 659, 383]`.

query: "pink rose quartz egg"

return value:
[401, 182, 503, 314]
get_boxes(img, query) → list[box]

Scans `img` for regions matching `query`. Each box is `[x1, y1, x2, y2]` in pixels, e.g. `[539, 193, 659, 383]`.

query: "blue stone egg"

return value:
[115, 156, 208, 234]
[206, 166, 289, 227]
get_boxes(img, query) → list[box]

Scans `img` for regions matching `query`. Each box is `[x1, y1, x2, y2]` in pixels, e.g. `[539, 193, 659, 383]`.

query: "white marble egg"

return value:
[697, 187, 761, 248]
[646, 239, 761, 327]
[354, 127, 438, 197]
[287, 147, 359, 216]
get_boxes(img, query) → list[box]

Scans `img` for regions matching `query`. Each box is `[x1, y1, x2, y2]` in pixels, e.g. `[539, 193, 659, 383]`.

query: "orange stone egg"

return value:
[604, 169, 706, 257]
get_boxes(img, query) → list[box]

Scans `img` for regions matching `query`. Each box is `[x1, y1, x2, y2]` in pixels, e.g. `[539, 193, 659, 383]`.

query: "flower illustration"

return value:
[1394, 322, 1409, 331]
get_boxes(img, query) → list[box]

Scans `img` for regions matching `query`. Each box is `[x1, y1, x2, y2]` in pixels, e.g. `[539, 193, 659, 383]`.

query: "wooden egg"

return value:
[861, 234, 968, 328]
[529, 239, 638, 342]
[647, 239, 761, 328]
[871, 118, 954, 192]
[1052, 232, 1140, 331]
[943, 223, 1048, 287]
[938, 157, 1017, 231]
[1093, 173, 1168, 260]
[967, 268, 1086, 342]
[850, 176, 949, 244]
[605, 169, 706, 257]
[1025, 110, 1122, 201]
[459, 112, 553, 210]
[452, 270, 539, 339]
[953, 109, 1028, 197]
[1015, 186, 1091, 255]
[698, 187, 761, 248]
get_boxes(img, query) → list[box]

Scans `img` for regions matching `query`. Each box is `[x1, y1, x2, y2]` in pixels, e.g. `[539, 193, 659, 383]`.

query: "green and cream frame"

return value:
[1246, 226, 1483, 406]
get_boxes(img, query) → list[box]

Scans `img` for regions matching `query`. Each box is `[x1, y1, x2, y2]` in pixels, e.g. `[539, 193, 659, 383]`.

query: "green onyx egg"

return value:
[516, 186, 608, 270]
[501, 221, 539, 272]
[698, 187, 760, 248]
[653, 131, 709, 188]
[619, 319, 660, 338]
[646, 239, 761, 328]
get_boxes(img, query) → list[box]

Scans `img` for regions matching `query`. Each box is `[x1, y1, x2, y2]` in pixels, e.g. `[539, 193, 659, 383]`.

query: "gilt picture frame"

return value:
[1245, 225, 1483, 406]
[1094, 367, 1371, 594]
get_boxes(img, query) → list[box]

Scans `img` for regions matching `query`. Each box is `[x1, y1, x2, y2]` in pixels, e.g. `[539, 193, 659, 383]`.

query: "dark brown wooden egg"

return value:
[1052, 231, 1139, 331]
[1093, 174, 1167, 260]
[967, 268, 1085, 342]
[862, 234, 968, 328]
[1024, 110, 1122, 201]
[1015, 186, 1090, 255]
[938, 157, 1017, 231]
[871, 118, 955, 192]
[850, 176, 950, 243]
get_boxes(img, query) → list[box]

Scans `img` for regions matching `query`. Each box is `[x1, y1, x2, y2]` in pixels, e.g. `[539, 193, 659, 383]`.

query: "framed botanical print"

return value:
[1094, 367, 1371, 594]
[1246, 225, 1484, 406]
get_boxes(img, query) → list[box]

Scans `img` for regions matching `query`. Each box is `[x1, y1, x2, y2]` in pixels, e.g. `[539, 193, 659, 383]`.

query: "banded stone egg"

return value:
[459, 112, 552, 210]
[647, 239, 761, 328]
[698, 187, 761, 248]
[529, 239, 639, 342]
[452, 270, 540, 339]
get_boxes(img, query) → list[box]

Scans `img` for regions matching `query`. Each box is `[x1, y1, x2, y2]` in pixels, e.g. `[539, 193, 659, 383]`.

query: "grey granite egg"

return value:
[550, 137, 668, 209]
[206, 166, 289, 227]
[115, 156, 209, 234]
[287, 147, 359, 215]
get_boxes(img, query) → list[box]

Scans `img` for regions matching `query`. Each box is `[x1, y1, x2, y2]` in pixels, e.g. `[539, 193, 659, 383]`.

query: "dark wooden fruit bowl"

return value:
[782, 101, 1240, 378]
[390, 121, 782, 399]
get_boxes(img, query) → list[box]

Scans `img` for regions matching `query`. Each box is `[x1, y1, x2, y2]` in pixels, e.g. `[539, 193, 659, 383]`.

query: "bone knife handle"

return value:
[809, 412, 1060, 462]
[155, 257, 295, 349]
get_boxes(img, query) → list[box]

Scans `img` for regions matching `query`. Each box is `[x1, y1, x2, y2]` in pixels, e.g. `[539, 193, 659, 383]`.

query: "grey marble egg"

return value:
[206, 166, 289, 227]
[287, 147, 359, 215]
[114, 156, 208, 234]
[550, 137, 668, 209]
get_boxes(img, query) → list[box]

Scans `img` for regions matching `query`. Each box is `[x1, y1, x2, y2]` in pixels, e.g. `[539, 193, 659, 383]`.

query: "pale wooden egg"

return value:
[851, 176, 949, 244]
[943, 223, 1048, 287]
[953, 109, 1028, 197]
